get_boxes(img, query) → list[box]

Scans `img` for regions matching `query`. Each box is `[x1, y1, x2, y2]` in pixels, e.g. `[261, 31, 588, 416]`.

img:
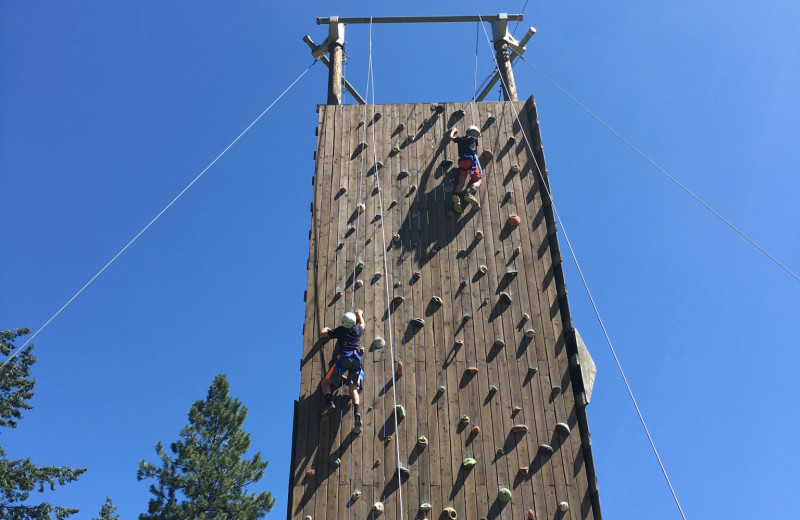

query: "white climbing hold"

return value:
[558, 501, 569, 512]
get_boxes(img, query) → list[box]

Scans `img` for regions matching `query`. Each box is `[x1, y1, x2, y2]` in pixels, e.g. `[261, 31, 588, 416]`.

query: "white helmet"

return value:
[342, 312, 357, 328]
[466, 125, 481, 136]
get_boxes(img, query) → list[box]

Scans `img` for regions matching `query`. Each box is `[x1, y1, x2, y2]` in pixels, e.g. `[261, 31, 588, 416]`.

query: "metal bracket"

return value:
[491, 13, 525, 55]
[303, 35, 366, 104]
[476, 26, 536, 101]
[311, 16, 345, 58]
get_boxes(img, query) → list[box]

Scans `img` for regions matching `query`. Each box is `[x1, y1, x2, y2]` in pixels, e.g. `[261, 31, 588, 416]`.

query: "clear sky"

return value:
[2, 1, 799, 519]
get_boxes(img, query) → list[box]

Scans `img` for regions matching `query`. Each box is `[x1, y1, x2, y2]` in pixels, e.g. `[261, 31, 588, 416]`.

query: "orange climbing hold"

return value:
[306, 469, 316, 478]
[335, 291, 344, 299]
[519, 466, 529, 476]
[467, 366, 478, 375]
[470, 426, 481, 435]
[339, 186, 347, 194]
[528, 508, 535, 519]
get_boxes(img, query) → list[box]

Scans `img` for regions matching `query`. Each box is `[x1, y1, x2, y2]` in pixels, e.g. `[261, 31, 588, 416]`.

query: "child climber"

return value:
[448, 125, 483, 213]
[321, 309, 365, 432]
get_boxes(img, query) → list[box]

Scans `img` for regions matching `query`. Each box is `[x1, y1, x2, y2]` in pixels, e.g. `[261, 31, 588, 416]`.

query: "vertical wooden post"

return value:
[327, 42, 343, 105]
[494, 40, 518, 101]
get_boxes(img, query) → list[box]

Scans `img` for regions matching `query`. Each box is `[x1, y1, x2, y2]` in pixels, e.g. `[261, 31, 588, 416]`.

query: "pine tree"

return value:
[0, 329, 87, 520]
[93, 497, 119, 520]
[137, 374, 275, 520]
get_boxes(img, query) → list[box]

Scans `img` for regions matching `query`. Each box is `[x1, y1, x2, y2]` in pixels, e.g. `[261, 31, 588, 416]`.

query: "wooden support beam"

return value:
[327, 42, 343, 105]
[494, 41, 518, 101]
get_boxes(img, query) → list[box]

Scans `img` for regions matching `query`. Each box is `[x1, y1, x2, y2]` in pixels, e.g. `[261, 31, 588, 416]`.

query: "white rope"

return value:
[366, 18, 406, 519]
[0, 60, 318, 371]
[477, 16, 690, 520]
[517, 56, 799, 285]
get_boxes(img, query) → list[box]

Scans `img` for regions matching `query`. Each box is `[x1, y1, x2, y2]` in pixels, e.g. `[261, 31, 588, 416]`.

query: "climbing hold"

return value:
[462, 313, 471, 322]
[499, 292, 512, 303]
[462, 457, 477, 468]
[389, 199, 397, 208]
[514, 246, 522, 255]
[454, 109, 465, 117]
[335, 291, 344, 299]
[493, 339, 505, 349]
[305, 469, 316, 478]
[393, 234, 401, 242]
[482, 297, 490, 306]
[392, 295, 405, 304]
[459, 279, 468, 287]
[357, 203, 365, 214]
[339, 186, 347, 194]
[481, 149, 494, 160]
[558, 502, 569, 513]
[497, 487, 512, 503]
[408, 133, 416, 140]
[397, 122, 405, 131]
[521, 313, 530, 322]
[507, 215, 521, 227]
[410, 317, 425, 327]
[524, 329, 535, 338]
[412, 271, 421, 280]
[475, 230, 484, 240]
[395, 405, 406, 419]
[372, 501, 384, 513]
[398, 170, 409, 179]
[356, 261, 364, 273]
[471, 426, 481, 435]
[513, 405, 522, 413]
[479, 264, 488, 274]
[438, 385, 446, 393]
[455, 339, 464, 347]
[305, 516, 312, 520]
[486, 114, 495, 124]
[519, 466, 529, 476]
[511, 424, 529, 434]
[409, 184, 417, 193]
[374, 271, 382, 279]
[375, 161, 384, 169]
[351, 491, 361, 500]
[328, 455, 341, 467]
[373, 186, 380, 195]
[496, 448, 504, 457]
[528, 366, 538, 375]
[373, 336, 385, 349]
[375, 459, 382, 467]
[398, 466, 411, 479]
[373, 112, 382, 121]
[555, 422, 571, 437]
[528, 509, 535, 519]
[510, 164, 521, 173]
[431, 295, 443, 306]
[460, 415, 470, 426]
[394, 281, 401, 288]
[538, 444, 554, 455]
[421, 502, 432, 511]
[505, 268, 518, 279]
[443, 507, 457, 519]
[355, 280, 363, 291]
[552, 385, 562, 396]
[489, 385, 498, 394]
[433, 104, 445, 114]
[467, 366, 478, 375]
[507, 136, 516, 145]
[441, 159, 453, 168]
[392, 145, 400, 154]
[396, 361, 404, 376]
[418, 436, 428, 447]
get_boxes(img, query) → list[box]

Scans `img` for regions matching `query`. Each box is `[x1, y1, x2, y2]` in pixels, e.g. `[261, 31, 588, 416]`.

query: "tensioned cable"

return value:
[365, 18, 406, 519]
[518, 55, 799, 285]
[476, 17, 689, 520]
[0, 60, 319, 371]
[511, 0, 530, 36]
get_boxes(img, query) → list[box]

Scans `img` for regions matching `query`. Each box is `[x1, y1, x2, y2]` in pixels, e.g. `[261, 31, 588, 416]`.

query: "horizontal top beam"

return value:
[317, 14, 522, 25]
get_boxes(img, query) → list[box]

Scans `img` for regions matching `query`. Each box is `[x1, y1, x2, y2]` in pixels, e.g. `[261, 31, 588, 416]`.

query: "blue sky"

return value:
[2, 1, 799, 519]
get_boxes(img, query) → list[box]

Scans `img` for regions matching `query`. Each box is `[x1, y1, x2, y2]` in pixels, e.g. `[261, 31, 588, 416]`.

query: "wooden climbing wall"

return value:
[289, 98, 601, 520]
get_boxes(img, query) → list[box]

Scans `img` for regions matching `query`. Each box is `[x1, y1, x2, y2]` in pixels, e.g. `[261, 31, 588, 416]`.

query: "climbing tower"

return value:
[289, 15, 601, 520]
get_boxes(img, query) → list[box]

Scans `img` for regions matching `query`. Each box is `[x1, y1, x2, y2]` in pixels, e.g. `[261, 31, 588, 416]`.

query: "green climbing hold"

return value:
[356, 261, 364, 273]
[395, 404, 406, 420]
[462, 458, 477, 468]
[497, 487, 512, 503]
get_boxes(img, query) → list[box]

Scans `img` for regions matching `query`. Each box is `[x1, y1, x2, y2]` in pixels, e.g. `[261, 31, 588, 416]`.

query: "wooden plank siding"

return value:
[289, 99, 601, 520]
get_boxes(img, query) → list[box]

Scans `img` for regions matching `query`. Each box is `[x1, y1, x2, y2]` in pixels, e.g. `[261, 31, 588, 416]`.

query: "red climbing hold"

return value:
[511, 424, 529, 433]
[409, 184, 417, 193]
[396, 361, 404, 376]
[507, 215, 521, 227]
[306, 469, 316, 478]
[373, 112, 382, 122]
[412, 271, 421, 280]
[528, 508, 535, 519]
[335, 291, 344, 299]
[467, 366, 479, 375]
[389, 200, 397, 208]
[339, 186, 347, 194]
[471, 426, 481, 436]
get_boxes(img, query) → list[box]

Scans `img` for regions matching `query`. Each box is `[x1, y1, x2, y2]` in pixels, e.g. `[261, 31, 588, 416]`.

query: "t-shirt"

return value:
[454, 135, 478, 158]
[328, 324, 364, 355]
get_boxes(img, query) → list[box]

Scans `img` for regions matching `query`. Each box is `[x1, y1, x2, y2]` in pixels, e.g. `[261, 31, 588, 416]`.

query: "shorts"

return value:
[325, 354, 364, 390]
[458, 156, 482, 181]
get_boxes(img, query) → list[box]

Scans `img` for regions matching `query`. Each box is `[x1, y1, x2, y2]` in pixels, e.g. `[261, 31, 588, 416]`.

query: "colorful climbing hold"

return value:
[507, 136, 516, 145]
[395, 404, 406, 420]
[471, 426, 481, 435]
[409, 184, 417, 193]
[511, 424, 529, 434]
[351, 491, 361, 500]
[455, 339, 464, 347]
[454, 109, 465, 117]
[443, 506, 457, 519]
[339, 186, 347, 194]
[528, 366, 538, 375]
[479, 264, 488, 274]
[373, 112, 382, 121]
[462, 313, 471, 322]
[396, 361, 404, 376]
[306, 469, 316, 478]
[497, 487, 512, 503]
[412, 271, 421, 280]
[335, 291, 344, 299]
[462, 457, 477, 468]
[514, 246, 522, 255]
[513, 405, 522, 413]
[356, 261, 364, 273]
[392, 145, 401, 154]
[373, 186, 380, 194]
[507, 215, 521, 227]
[486, 114, 496, 124]
[524, 329, 535, 338]
[389, 199, 397, 208]
[441, 159, 453, 168]
[418, 436, 428, 447]
[460, 415, 470, 426]
[519, 466, 529, 476]
[528, 509, 535, 520]
[467, 366, 478, 375]
[420, 502, 432, 511]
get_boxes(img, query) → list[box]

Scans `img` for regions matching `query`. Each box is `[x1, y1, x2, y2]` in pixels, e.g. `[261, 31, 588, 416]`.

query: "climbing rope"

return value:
[516, 55, 799, 285]
[365, 18, 406, 519]
[0, 60, 319, 372]
[476, 17, 690, 520]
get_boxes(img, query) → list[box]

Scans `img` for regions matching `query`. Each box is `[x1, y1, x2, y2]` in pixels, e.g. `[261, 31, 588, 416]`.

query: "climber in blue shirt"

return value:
[321, 309, 365, 432]
[449, 125, 483, 213]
